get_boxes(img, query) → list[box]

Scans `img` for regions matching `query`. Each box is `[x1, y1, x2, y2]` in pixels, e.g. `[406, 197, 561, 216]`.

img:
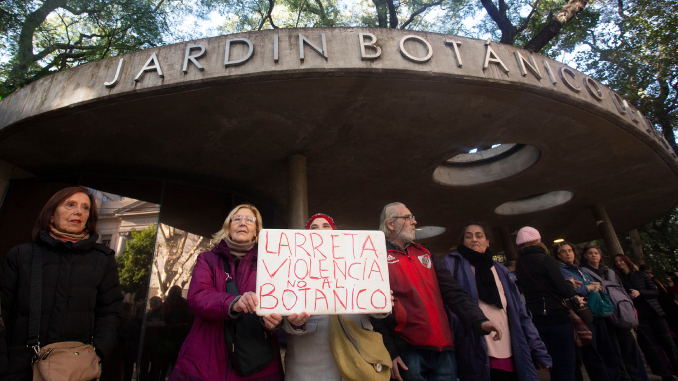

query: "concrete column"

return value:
[498, 226, 518, 261]
[629, 229, 645, 265]
[591, 203, 624, 256]
[288, 155, 308, 229]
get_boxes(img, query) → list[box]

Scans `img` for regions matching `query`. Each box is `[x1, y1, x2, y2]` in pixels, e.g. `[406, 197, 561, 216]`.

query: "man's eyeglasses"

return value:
[394, 215, 415, 222]
[232, 215, 257, 224]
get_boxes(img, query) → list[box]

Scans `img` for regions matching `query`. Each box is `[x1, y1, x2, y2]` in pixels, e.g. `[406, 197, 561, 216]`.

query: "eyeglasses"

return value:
[232, 215, 257, 224]
[394, 215, 415, 222]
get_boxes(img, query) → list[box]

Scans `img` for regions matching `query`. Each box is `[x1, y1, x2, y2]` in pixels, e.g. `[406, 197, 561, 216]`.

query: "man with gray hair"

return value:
[371, 202, 502, 381]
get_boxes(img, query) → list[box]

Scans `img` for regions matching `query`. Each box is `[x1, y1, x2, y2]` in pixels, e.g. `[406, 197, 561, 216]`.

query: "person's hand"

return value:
[575, 295, 585, 308]
[391, 356, 409, 381]
[630, 289, 640, 299]
[537, 363, 550, 370]
[233, 291, 258, 313]
[481, 321, 503, 341]
[587, 282, 602, 292]
[567, 277, 583, 288]
[288, 312, 311, 326]
[262, 313, 282, 329]
[390, 290, 395, 314]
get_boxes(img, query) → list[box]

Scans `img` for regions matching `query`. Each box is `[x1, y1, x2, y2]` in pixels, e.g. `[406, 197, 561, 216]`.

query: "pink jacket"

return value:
[169, 241, 284, 381]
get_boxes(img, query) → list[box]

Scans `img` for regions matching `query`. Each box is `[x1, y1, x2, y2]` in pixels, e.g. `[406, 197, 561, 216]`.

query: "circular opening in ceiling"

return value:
[433, 144, 540, 186]
[494, 191, 574, 215]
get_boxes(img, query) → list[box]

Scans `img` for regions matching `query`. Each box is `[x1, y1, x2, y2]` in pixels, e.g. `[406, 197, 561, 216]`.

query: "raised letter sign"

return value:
[559, 67, 581, 92]
[183, 44, 206, 73]
[104, 58, 123, 88]
[256, 229, 391, 315]
[610, 91, 628, 114]
[359, 33, 381, 60]
[299, 33, 328, 61]
[483, 40, 509, 73]
[445, 40, 463, 68]
[225, 38, 254, 67]
[543, 60, 557, 85]
[134, 52, 163, 82]
[514, 51, 541, 79]
[583, 77, 603, 101]
[399, 35, 432, 63]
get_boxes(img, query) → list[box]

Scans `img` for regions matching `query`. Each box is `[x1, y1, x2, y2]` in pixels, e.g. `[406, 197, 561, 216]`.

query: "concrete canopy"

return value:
[1, 27, 677, 253]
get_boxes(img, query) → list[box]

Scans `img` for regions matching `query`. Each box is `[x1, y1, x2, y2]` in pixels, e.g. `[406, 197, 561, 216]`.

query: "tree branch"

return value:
[258, 0, 275, 30]
[516, 0, 541, 34]
[386, 0, 398, 28]
[617, 0, 626, 19]
[400, 0, 443, 29]
[523, 0, 589, 53]
[480, 0, 518, 44]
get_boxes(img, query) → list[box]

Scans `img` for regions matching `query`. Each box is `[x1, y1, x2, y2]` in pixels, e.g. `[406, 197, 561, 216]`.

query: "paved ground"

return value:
[537, 365, 664, 380]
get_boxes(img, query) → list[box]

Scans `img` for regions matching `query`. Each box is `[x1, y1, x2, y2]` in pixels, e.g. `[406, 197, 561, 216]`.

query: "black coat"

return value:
[0, 231, 123, 381]
[618, 270, 664, 317]
[514, 246, 576, 323]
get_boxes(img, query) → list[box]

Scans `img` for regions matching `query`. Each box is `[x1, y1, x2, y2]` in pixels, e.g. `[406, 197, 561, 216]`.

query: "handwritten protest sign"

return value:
[256, 229, 391, 316]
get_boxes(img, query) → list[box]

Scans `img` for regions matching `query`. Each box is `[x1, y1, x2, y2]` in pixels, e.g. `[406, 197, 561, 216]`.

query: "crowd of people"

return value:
[2, 187, 678, 381]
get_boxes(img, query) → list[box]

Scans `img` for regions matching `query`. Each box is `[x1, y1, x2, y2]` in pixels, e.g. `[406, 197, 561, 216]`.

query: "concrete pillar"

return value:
[288, 155, 308, 229]
[0, 160, 34, 207]
[591, 203, 624, 256]
[629, 229, 645, 265]
[498, 226, 518, 261]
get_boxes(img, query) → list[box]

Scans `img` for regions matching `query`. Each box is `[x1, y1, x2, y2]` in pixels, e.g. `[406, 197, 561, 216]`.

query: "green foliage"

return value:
[117, 224, 157, 298]
[572, 0, 678, 153]
[0, 0, 216, 97]
[618, 209, 678, 276]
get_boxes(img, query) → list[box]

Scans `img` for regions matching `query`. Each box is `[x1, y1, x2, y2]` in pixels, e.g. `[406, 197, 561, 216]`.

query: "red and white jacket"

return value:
[372, 241, 489, 358]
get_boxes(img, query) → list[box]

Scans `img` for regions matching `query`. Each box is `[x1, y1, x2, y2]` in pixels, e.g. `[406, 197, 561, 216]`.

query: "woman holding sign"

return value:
[282, 213, 391, 381]
[169, 204, 284, 381]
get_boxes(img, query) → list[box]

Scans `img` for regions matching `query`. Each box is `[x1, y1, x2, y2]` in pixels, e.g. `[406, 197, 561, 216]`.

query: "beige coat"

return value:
[282, 314, 377, 381]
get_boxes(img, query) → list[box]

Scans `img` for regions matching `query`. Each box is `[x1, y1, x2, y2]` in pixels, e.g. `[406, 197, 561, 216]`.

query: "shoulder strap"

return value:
[453, 257, 460, 279]
[27, 243, 43, 352]
[518, 260, 569, 310]
[220, 255, 240, 296]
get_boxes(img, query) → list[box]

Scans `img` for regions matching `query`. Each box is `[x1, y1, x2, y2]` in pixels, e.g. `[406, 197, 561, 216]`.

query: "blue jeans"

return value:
[396, 340, 457, 381]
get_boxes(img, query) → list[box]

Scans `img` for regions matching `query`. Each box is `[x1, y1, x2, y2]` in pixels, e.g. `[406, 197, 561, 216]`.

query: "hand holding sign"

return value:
[256, 229, 391, 316]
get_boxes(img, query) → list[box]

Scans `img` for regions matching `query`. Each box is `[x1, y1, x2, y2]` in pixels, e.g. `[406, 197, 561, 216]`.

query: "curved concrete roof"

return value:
[1, 27, 676, 252]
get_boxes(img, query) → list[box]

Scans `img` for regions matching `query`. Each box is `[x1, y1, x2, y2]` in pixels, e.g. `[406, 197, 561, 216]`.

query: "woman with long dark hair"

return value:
[580, 245, 642, 381]
[442, 222, 551, 381]
[554, 242, 619, 381]
[613, 254, 678, 381]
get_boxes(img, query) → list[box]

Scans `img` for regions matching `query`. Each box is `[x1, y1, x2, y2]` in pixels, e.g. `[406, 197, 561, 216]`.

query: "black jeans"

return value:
[535, 322, 576, 381]
[606, 319, 642, 381]
[636, 312, 678, 378]
[490, 368, 519, 381]
[579, 316, 618, 381]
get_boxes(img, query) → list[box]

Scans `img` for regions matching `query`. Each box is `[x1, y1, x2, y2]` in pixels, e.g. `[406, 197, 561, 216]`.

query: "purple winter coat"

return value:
[169, 241, 284, 381]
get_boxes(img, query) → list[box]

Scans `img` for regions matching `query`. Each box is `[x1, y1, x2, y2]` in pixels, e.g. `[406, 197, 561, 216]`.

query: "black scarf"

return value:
[457, 244, 503, 309]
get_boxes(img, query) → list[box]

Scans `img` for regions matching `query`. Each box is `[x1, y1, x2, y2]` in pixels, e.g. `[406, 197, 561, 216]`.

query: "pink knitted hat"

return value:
[516, 226, 541, 245]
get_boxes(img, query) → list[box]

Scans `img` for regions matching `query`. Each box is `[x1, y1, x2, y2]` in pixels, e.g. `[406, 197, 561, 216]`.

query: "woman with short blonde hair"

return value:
[170, 204, 284, 381]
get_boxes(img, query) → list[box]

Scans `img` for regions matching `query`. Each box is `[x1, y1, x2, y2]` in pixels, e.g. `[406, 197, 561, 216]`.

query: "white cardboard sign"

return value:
[255, 229, 391, 315]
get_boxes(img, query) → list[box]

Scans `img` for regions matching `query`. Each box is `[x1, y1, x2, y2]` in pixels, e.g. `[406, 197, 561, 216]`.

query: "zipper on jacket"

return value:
[543, 297, 546, 315]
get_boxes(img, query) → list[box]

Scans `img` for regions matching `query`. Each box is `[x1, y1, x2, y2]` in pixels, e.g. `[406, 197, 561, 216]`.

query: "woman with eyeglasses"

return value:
[169, 204, 284, 381]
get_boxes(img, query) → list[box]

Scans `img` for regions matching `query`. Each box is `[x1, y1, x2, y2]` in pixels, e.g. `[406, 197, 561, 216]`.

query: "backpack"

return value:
[583, 267, 638, 328]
